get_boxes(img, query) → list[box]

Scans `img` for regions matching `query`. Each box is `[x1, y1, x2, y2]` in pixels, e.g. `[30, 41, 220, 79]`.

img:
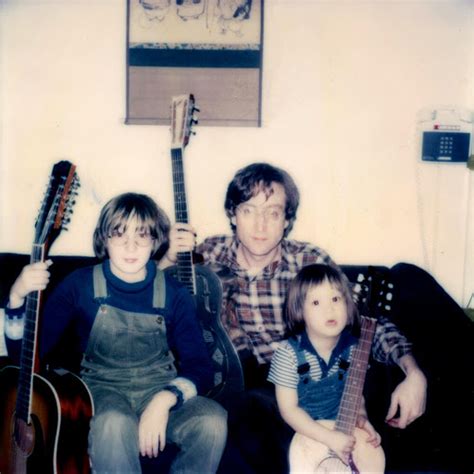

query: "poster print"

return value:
[126, 0, 263, 127]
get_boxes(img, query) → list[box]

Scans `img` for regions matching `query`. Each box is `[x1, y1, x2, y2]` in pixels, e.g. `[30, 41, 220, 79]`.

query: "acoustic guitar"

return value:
[165, 94, 244, 401]
[0, 161, 93, 474]
[289, 270, 390, 473]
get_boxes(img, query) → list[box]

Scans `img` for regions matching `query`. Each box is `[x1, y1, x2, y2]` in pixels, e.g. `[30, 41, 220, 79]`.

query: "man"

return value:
[161, 162, 427, 473]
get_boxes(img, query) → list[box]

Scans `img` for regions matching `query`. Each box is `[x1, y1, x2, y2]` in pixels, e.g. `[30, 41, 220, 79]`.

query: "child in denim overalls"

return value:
[6, 192, 227, 473]
[267, 264, 381, 467]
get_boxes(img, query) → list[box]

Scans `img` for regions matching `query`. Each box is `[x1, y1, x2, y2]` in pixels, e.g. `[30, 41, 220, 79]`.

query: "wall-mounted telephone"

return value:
[417, 107, 472, 163]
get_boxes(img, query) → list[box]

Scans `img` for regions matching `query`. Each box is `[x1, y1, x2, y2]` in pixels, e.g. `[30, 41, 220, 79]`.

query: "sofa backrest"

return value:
[0, 253, 390, 401]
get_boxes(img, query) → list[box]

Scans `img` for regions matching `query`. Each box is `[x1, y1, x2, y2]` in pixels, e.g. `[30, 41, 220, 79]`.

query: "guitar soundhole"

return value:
[318, 455, 352, 474]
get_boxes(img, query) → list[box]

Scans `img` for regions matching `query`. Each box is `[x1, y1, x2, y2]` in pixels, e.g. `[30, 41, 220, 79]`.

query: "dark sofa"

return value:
[1, 253, 473, 473]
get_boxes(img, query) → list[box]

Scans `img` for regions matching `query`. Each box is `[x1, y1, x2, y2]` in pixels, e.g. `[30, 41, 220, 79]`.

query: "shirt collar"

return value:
[299, 327, 358, 360]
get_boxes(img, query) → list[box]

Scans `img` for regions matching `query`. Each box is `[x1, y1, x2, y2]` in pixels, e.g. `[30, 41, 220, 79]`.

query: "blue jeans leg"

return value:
[167, 396, 227, 474]
[88, 388, 141, 474]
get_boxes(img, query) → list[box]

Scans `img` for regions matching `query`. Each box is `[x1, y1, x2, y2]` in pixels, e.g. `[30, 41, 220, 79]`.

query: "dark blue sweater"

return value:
[6, 260, 213, 395]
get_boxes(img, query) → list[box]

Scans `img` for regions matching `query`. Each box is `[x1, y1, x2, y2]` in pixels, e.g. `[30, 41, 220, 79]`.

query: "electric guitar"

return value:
[166, 94, 244, 401]
[289, 269, 391, 473]
[0, 161, 93, 474]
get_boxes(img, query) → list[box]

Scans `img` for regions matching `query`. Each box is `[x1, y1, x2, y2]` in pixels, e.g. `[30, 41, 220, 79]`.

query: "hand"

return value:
[356, 415, 382, 448]
[138, 390, 177, 458]
[325, 430, 356, 465]
[9, 260, 53, 309]
[162, 223, 196, 267]
[385, 362, 427, 429]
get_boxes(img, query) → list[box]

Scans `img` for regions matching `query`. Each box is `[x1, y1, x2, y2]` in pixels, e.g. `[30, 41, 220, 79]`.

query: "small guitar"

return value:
[0, 161, 93, 474]
[166, 94, 244, 401]
[289, 269, 391, 474]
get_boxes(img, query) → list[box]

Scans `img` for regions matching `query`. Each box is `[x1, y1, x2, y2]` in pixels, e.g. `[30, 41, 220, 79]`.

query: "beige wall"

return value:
[1, 0, 473, 306]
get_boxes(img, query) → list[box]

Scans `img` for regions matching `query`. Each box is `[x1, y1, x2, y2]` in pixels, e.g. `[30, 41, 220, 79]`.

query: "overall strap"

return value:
[93, 264, 108, 301]
[152, 268, 166, 309]
[288, 336, 310, 379]
[337, 344, 353, 379]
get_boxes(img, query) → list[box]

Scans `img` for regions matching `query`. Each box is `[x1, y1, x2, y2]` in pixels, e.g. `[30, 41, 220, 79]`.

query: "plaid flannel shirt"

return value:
[197, 235, 412, 365]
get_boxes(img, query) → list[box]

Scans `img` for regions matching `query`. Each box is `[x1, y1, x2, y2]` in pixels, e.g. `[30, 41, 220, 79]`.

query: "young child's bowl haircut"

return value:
[285, 264, 359, 336]
[93, 192, 170, 259]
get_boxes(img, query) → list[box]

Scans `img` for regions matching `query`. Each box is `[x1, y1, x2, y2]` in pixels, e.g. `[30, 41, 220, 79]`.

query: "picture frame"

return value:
[126, 0, 264, 127]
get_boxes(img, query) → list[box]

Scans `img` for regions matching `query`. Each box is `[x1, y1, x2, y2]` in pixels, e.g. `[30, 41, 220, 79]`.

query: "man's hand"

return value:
[160, 223, 196, 269]
[386, 355, 427, 428]
[9, 260, 53, 309]
[138, 390, 177, 458]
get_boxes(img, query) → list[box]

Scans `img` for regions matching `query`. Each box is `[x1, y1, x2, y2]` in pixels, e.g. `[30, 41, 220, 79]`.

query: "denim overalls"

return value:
[288, 336, 353, 420]
[81, 264, 177, 402]
[80, 264, 227, 474]
[81, 264, 178, 472]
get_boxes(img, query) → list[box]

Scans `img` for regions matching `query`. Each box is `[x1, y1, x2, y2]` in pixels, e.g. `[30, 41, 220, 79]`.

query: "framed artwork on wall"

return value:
[126, 0, 264, 127]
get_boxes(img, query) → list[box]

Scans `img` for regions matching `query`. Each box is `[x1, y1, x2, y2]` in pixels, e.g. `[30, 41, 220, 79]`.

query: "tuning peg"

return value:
[191, 118, 199, 125]
[193, 106, 200, 113]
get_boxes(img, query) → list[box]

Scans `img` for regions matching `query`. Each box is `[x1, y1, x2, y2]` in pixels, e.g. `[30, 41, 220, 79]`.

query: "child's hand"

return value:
[138, 390, 177, 458]
[356, 415, 382, 448]
[9, 260, 53, 309]
[326, 430, 356, 465]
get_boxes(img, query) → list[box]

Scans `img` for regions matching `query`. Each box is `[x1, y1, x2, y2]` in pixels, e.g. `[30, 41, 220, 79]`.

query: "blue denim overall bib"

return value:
[81, 265, 177, 403]
[288, 337, 352, 420]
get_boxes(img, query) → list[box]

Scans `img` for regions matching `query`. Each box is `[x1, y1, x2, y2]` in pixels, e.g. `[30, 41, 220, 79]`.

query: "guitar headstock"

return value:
[353, 266, 394, 320]
[170, 94, 199, 150]
[34, 160, 79, 251]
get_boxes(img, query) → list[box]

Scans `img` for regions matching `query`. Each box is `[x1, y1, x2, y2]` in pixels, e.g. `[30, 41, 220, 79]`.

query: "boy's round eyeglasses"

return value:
[108, 232, 155, 247]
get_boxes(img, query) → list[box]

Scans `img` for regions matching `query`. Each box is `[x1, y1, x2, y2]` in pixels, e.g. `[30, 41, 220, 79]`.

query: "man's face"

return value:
[232, 182, 289, 260]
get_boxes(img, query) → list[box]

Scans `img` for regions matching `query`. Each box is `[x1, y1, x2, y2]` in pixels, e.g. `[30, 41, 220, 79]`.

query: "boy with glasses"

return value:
[5, 192, 227, 474]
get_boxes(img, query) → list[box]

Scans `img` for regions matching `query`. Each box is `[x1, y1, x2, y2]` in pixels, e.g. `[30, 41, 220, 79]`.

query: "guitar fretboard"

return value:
[15, 244, 45, 423]
[334, 316, 377, 435]
[171, 147, 196, 295]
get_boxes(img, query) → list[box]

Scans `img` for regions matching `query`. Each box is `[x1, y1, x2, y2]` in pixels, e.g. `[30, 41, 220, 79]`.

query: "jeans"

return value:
[89, 393, 227, 474]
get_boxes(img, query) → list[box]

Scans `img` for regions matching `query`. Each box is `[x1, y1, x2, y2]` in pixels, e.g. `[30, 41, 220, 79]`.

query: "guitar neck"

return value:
[16, 244, 46, 423]
[170, 147, 196, 295]
[334, 316, 377, 435]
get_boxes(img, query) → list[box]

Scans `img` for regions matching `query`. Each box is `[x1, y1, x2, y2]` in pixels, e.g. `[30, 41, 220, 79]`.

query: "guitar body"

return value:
[289, 421, 385, 474]
[165, 265, 244, 401]
[0, 366, 93, 474]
